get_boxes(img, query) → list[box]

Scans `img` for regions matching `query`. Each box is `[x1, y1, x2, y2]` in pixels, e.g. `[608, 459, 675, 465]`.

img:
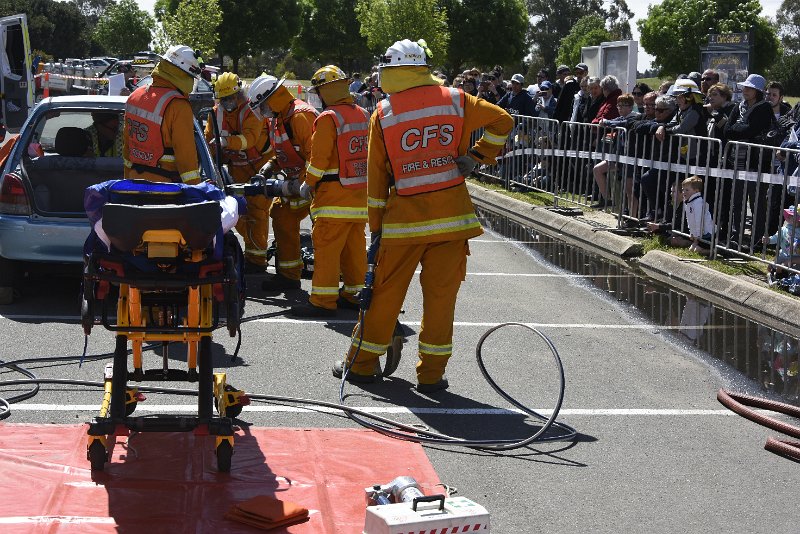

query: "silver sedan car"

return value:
[0, 95, 223, 304]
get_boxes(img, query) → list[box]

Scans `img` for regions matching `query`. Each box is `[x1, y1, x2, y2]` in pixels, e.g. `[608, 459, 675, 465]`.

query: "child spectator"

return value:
[670, 176, 714, 254]
[763, 205, 800, 283]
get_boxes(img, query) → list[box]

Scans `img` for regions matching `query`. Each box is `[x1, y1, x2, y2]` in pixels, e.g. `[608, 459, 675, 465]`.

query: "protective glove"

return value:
[455, 155, 478, 177]
[299, 181, 313, 200]
[258, 162, 274, 179]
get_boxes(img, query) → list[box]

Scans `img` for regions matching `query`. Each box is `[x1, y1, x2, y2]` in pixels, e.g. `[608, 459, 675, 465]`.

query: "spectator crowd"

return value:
[341, 61, 800, 289]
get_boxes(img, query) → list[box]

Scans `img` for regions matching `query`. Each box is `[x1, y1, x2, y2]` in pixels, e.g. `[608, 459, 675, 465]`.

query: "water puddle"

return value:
[476, 207, 800, 404]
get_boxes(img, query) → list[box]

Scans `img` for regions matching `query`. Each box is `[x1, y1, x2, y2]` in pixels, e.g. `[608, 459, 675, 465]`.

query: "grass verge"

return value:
[471, 178, 770, 280]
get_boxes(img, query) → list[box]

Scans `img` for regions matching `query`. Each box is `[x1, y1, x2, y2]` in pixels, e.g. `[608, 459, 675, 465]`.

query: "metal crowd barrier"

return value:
[478, 113, 800, 276]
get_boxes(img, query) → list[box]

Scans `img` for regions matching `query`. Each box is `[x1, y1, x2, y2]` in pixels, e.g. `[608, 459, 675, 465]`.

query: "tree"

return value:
[162, 0, 222, 57]
[94, 0, 154, 56]
[0, 0, 90, 59]
[605, 0, 633, 41]
[776, 0, 800, 53]
[441, 0, 527, 75]
[527, 0, 602, 73]
[527, 0, 633, 73]
[216, 0, 301, 73]
[294, 0, 371, 71]
[355, 0, 449, 64]
[73, 0, 118, 56]
[555, 15, 610, 70]
[637, 0, 780, 76]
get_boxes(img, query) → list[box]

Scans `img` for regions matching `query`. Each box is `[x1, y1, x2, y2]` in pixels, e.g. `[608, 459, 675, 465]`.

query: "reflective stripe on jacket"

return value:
[270, 99, 318, 178]
[125, 85, 185, 177]
[378, 86, 465, 196]
[215, 104, 265, 166]
[315, 103, 369, 189]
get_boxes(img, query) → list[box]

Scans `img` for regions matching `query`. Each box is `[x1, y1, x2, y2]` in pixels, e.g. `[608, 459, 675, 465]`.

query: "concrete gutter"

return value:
[468, 182, 800, 338]
[468, 183, 642, 260]
[639, 250, 800, 338]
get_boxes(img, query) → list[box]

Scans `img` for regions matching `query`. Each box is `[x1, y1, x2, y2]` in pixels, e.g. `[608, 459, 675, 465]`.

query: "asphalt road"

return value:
[0, 214, 797, 533]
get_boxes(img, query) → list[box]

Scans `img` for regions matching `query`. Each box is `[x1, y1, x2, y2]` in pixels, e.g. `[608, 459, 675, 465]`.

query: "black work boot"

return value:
[332, 360, 376, 383]
[289, 303, 337, 318]
[336, 296, 361, 310]
[416, 377, 449, 393]
[261, 273, 301, 292]
[243, 262, 266, 275]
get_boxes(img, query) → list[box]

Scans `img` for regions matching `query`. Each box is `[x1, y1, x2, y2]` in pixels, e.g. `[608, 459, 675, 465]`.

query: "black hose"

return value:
[0, 322, 576, 450]
[339, 321, 576, 449]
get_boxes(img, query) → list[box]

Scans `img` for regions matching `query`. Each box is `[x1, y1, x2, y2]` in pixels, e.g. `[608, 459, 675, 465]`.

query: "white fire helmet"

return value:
[161, 45, 202, 78]
[379, 39, 431, 68]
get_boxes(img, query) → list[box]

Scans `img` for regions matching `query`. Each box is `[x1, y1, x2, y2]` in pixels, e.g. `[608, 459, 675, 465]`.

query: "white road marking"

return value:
[0, 315, 723, 330]
[9, 404, 737, 416]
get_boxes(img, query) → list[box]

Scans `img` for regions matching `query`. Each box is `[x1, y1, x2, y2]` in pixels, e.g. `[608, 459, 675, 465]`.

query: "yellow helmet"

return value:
[310, 65, 349, 93]
[214, 72, 242, 99]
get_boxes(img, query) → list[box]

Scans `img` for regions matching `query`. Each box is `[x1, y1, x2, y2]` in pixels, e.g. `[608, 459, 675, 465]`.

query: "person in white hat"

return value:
[497, 73, 537, 116]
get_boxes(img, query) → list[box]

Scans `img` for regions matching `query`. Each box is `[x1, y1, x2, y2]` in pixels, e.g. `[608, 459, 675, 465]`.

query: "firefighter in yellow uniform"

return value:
[86, 111, 124, 157]
[289, 65, 369, 317]
[247, 74, 318, 291]
[334, 39, 513, 393]
[123, 45, 202, 185]
[204, 72, 271, 271]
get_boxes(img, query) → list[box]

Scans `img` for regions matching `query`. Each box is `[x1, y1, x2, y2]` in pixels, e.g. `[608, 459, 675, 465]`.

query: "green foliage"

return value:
[274, 51, 316, 79]
[527, 0, 632, 72]
[355, 0, 449, 64]
[293, 0, 371, 70]
[555, 15, 611, 69]
[94, 0, 155, 57]
[217, 0, 301, 73]
[777, 0, 800, 53]
[637, 0, 780, 75]
[442, 0, 527, 75]
[162, 0, 222, 58]
[0, 0, 89, 58]
[767, 53, 800, 96]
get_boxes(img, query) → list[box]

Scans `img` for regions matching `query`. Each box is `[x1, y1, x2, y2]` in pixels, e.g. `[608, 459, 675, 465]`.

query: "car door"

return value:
[0, 14, 33, 132]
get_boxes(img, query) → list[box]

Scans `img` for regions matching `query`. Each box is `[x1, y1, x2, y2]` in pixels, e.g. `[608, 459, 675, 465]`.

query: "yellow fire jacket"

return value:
[305, 107, 368, 223]
[122, 73, 200, 184]
[367, 90, 513, 244]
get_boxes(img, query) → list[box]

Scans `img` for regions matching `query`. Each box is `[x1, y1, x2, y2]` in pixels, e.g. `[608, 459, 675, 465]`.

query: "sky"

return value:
[133, 0, 784, 72]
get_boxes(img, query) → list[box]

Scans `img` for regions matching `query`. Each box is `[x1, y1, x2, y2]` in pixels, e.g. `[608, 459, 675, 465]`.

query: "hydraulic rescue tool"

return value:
[363, 476, 490, 534]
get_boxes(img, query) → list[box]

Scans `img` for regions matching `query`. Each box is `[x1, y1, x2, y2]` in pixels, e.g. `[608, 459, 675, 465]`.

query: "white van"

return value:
[1, 13, 33, 133]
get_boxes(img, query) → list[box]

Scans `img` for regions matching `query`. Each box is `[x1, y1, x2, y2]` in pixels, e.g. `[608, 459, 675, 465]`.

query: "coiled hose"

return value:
[0, 317, 576, 451]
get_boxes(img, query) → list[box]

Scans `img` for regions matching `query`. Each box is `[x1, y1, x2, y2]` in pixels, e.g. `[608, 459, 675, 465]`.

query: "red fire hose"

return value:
[717, 389, 800, 462]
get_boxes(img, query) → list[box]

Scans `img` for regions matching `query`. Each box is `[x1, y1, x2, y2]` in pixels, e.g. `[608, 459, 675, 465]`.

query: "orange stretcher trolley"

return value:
[81, 179, 248, 472]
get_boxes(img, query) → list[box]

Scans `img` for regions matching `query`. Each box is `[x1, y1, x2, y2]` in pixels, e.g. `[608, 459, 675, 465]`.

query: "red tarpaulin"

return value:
[0, 424, 442, 533]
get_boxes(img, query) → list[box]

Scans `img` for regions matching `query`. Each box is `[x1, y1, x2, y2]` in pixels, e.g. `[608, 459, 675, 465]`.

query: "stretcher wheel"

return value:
[214, 384, 243, 418]
[216, 440, 233, 472]
[381, 321, 404, 377]
[80, 296, 93, 336]
[198, 336, 213, 420]
[88, 440, 107, 471]
[109, 336, 128, 419]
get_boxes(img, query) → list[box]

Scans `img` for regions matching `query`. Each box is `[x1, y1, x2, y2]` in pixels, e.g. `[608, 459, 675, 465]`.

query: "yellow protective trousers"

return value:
[230, 165, 269, 266]
[270, 199, 311, 280]
[346, 239, 469, 384]
[309, 219, 367, 310]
